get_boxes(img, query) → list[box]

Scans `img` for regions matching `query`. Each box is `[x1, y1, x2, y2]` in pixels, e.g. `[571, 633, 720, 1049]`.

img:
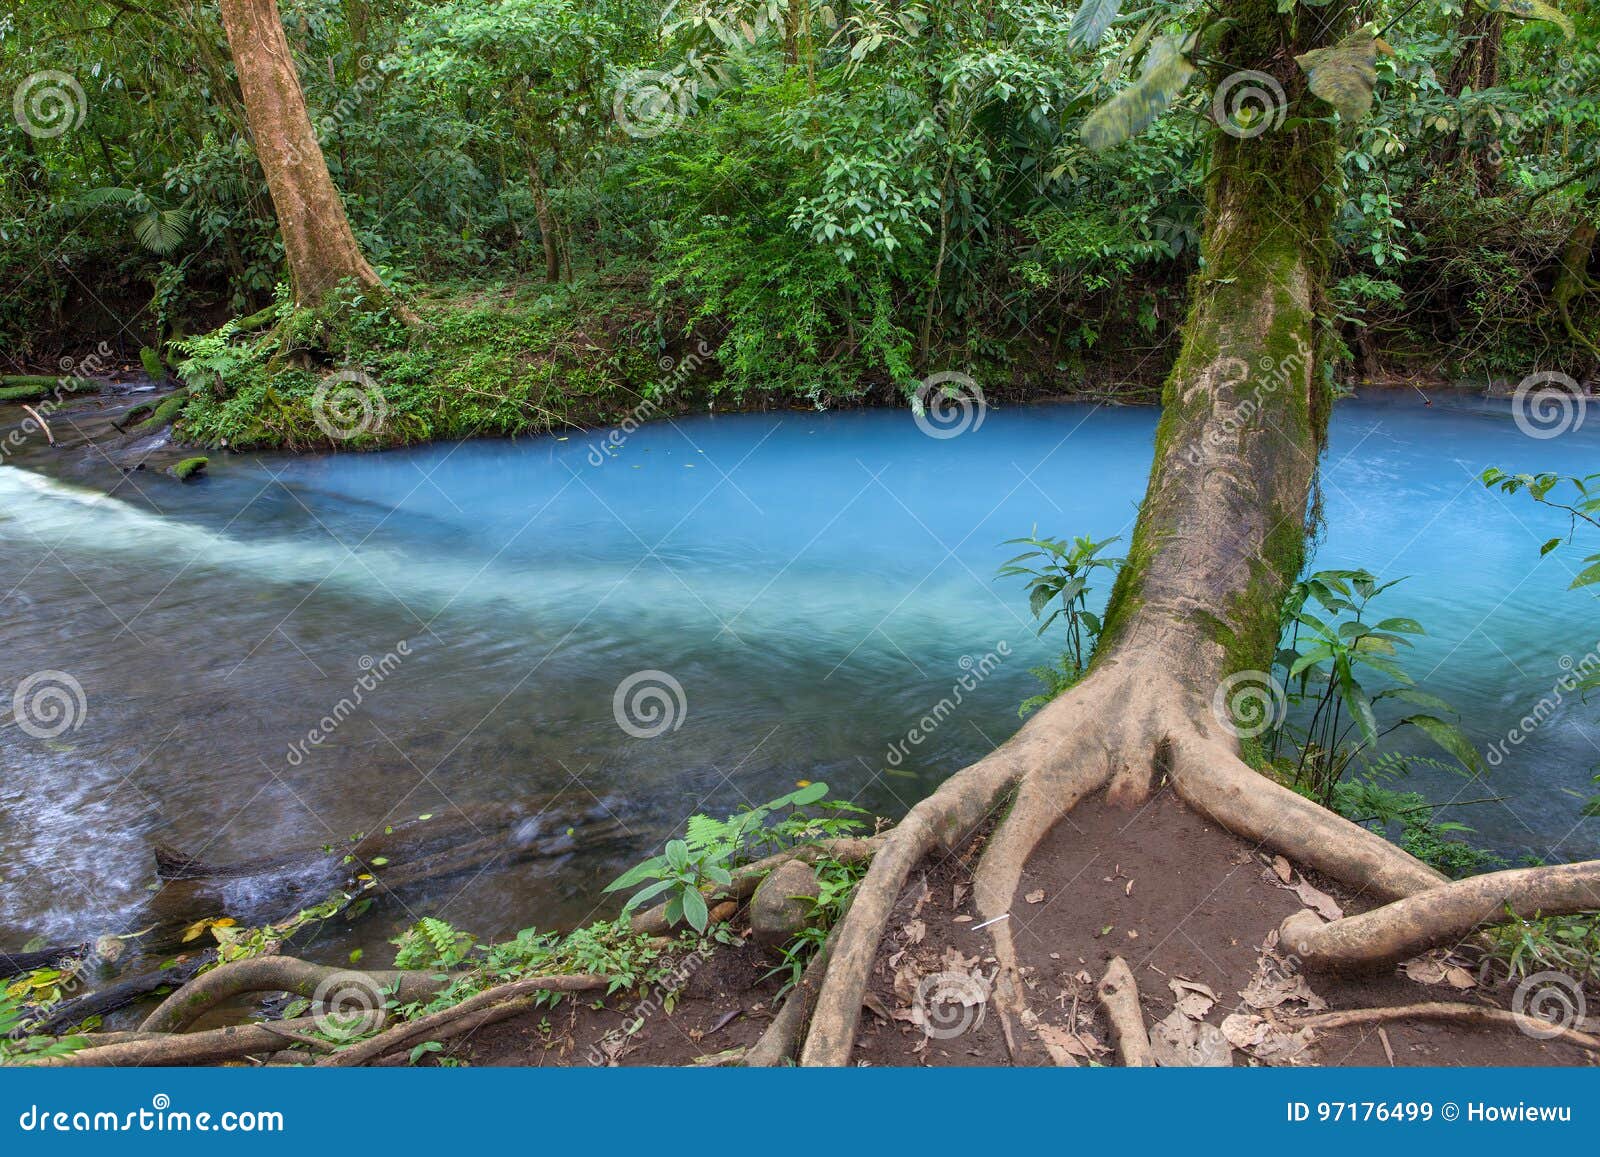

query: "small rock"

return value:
[749, 859, 820, 953]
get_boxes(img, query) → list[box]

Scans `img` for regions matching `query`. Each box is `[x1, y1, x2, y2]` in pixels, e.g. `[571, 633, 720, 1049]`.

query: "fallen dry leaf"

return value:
[1272, 855, 1293, 884]
[1035, 1024, 1083, 1066]
[1025, 889, 1046, 904]
[1221, 1012, 1314, 1065]
[903, 918, 926, 945]
[1241, 968, 1327, 1012]
[1149, 1009, 1233, 1067]
[1170, 978, 1218, 1020]
[1291, 878, 1344, 921]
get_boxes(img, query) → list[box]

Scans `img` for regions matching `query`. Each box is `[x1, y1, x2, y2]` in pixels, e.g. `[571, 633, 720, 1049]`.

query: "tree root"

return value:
[1168, 736, 1447, 903]
[1296, 1003, 1600, 1052]
[319, 974, 607, 1067]
[139, 956, 444, 1034]
[786, 664, 1566, 1066]
[35, 1016, 332, 1067]
[745, 927, 841, 1067]
[1096, 956, 1154, 1067]
[1281, 861, 1600, 974]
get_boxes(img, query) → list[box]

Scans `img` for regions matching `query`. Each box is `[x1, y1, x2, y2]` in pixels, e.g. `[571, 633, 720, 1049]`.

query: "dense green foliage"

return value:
[3, 0, 1596, 443]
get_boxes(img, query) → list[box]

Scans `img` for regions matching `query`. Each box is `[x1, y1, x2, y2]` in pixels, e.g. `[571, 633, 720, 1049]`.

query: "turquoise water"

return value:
[0, 390, 1595, 953]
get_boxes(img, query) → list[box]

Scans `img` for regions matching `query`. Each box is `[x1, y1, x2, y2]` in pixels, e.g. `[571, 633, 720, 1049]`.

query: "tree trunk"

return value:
[1437, 6, 1505, 195]
[217, 0, 395, 311]
[796, 0, 1462, 1068]
[529, 161, 561, 283]
[1096, 4, 1338, 696]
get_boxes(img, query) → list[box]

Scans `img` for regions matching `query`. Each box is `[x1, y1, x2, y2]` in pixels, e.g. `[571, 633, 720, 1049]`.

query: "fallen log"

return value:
[1, 943, 88, 981]
[0, 375, 96, 402]
[32, 952, 213, 1035]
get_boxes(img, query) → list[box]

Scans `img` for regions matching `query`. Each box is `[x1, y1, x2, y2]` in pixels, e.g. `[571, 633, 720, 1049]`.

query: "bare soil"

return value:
[457, 789, 1596, 1067]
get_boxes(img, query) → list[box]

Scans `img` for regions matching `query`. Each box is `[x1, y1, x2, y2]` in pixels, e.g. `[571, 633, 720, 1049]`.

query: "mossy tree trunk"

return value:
[218, 0, 396, 312]
[1098, 0, 1342, 699]
[795, 0, 1466, 1068]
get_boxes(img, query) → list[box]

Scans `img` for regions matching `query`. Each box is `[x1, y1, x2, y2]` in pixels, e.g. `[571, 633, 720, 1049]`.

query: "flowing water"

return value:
[1, 390, 1596, 958]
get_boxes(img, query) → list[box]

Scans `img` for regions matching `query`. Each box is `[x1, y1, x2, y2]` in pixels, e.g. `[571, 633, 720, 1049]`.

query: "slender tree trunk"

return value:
[1437, 6, 1505, 194]
[529, 161, 561, 283]
[218, 0, 397, 311]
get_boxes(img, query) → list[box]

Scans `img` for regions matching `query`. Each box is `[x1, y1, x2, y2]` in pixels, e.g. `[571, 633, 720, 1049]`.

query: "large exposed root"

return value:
[139, 956, 443, 1034]
[790, 669, 1574, 1066]
[1296, 1003, 1600, 1052]
[35, 1016, 332, 1067]
[1096, 956, 1154, 1067]
[797, 717, 1041, 1065]
[745, 925, 841, 1066]
[1282, 861, 1600, 973]
[1169, 736, 1447, 903]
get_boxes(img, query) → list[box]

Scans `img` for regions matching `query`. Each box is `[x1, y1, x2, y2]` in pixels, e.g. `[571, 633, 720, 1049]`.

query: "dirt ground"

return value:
[459, 789, 1597, 1068]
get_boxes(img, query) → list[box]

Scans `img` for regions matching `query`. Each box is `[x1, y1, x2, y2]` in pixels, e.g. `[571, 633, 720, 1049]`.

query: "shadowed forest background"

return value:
[2, 0, 1596, 434]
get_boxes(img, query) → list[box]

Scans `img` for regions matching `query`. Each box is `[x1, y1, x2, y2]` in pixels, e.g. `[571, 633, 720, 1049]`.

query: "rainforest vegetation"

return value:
[2, 0, 1599, 1072]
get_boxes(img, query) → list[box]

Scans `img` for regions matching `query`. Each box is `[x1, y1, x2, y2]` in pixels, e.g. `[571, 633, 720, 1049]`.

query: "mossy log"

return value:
[0, 376, 97, 402]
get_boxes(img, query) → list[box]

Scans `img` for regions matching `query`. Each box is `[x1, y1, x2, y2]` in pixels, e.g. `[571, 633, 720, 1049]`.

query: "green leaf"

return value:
[1481, 0, 1575, 36]
[1374, 687, 1456, 714]
[1080, 34, 1198, 151]
[1294, 32, 1383, 122]
[1402, 715, 1485, 776]
[1569, 558, 1600, 589]
[1069, 0, 1123, 48]
[603, 855, 666, 893]
[1372, 617, 1424, 635]
[682, 887, 709, 932]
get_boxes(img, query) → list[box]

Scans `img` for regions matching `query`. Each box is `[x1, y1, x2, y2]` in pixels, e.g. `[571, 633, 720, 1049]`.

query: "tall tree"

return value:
[775, 0, 1600, 1067]
[217, 0, 396, 311]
